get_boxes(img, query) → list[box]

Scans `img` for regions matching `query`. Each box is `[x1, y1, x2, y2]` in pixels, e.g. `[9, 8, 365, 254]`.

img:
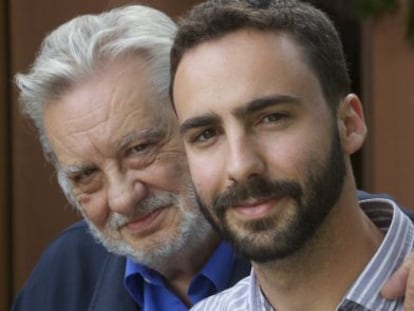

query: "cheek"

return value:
[170, 158, 191, 181]
[261, 136, 315, 179]
[148, 153, 193, 191]
[188, 154, 223, 203]
[263, 134, 297, 158]
[276, 135, 328, 177]
[77, 192, 109, 229]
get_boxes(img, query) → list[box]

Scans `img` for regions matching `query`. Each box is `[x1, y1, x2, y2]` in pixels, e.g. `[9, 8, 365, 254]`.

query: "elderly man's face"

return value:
[43, 55, 211, 268]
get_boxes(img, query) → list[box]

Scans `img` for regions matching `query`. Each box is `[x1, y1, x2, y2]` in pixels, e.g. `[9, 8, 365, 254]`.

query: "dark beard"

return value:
[195, 127, 346, 263]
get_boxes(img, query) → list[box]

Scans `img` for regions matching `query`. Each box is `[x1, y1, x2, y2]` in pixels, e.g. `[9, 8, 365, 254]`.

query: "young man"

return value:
[170, 0, 414, 310]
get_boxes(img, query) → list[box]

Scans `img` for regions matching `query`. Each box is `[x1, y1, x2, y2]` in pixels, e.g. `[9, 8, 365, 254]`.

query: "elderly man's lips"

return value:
[124, 208, 165, 234]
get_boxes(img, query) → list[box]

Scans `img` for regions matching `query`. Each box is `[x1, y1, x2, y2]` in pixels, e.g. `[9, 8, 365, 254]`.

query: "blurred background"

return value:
[1, 0, 413, 310]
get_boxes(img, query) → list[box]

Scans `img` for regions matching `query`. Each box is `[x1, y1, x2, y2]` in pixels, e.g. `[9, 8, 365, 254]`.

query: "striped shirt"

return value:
[191, 198, 414, 311]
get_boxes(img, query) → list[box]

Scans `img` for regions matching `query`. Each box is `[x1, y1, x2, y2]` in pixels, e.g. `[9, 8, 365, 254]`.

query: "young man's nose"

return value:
[226, 134, 265, 183]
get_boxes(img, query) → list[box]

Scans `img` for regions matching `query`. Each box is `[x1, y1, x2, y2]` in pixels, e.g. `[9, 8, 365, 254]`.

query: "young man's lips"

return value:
[233, 197, 282, 218]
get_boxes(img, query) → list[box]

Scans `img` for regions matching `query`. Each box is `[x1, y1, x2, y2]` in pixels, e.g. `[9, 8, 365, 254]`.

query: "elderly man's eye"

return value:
[130, 144, 149, 153]
[72, 168, 96, 184]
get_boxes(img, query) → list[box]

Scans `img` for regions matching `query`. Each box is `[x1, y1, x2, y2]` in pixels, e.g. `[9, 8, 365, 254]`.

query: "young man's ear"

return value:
[337, 94, 367, 155]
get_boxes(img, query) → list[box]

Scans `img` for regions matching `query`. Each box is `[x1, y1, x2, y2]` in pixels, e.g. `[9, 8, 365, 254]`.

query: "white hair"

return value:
[15, 4, 176, 156]
[15, 5, 177, 204]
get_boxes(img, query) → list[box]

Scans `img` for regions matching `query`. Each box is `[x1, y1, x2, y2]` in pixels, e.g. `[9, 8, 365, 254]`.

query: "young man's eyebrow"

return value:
[180, 114, 220, 136]
[179, 95, 299, 135]
[232, 94, 300, 119]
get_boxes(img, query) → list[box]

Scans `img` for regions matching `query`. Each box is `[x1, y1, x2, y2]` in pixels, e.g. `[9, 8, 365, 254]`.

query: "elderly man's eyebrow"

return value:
[232, 94, 300, 119]
[61, 164, 94, 177]
[179, 114, 220, 136]
[117, 128, 166, 150]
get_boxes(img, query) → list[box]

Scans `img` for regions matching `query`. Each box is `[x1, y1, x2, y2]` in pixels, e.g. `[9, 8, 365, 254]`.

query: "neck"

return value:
[160, 230, 221, 306]
[254, 187, 384, 311]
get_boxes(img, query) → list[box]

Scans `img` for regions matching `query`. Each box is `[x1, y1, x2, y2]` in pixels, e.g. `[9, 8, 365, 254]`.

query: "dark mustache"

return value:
[213, 176, 302, 211]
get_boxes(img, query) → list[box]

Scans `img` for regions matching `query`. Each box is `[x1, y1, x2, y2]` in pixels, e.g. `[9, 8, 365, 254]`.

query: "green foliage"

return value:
[408, 0, 414, 44]
[353, 0, 398, 18]
[353, 0, 414, 45]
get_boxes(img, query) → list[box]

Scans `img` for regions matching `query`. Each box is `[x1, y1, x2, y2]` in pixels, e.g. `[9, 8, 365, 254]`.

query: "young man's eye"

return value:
[192, 128, 218, 143]
[262, 112, 288, 123]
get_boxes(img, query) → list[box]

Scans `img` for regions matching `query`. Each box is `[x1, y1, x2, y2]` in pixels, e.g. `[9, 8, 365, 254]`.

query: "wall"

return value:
[362, 0, 414, 207]
[0, 0, 11, 308]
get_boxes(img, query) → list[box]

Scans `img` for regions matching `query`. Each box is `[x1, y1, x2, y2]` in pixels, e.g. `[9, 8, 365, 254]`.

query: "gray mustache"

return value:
[108, 192, 178, 229]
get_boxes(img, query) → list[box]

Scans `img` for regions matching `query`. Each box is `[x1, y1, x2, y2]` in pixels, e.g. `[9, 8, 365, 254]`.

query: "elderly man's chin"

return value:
[83, 211, 211, 270]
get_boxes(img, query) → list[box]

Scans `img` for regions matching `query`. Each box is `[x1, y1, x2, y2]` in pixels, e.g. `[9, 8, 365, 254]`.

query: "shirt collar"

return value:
[123, 241, 237, 306]
[191, 241, 236, 292]
[248, 198, 413, 311]
[340, 198, 414, 310]
[124, 257, 160, 306]
[125, 257, 163, 285]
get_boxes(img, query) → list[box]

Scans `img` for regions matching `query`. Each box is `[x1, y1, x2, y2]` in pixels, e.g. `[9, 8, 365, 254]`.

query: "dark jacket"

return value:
[10, 221, 250, 311]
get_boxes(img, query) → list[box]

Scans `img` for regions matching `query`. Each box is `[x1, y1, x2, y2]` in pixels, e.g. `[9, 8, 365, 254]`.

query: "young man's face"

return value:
[173, 29, 348, 262]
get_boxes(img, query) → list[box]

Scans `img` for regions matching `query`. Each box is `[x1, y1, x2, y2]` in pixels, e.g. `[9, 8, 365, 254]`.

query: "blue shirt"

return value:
[124, 241, 237, 310]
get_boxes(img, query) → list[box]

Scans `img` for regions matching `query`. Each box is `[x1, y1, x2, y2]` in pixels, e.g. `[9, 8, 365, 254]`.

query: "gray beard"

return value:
[84, 206, 212, 271]
[57, 171, 214, 272]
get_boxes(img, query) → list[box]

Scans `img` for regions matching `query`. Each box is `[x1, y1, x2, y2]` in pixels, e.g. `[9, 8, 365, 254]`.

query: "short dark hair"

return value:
[170, 0, 351, 111]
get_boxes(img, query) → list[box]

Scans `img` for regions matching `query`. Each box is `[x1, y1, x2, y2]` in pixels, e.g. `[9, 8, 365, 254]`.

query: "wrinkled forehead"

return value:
[43, 56, 176, 159]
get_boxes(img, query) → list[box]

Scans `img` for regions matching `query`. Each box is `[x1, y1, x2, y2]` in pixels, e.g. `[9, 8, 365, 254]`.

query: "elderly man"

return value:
[12, 3, 414, 311]
[170, 0, 414, 310]
[12, 5, 249, 311]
